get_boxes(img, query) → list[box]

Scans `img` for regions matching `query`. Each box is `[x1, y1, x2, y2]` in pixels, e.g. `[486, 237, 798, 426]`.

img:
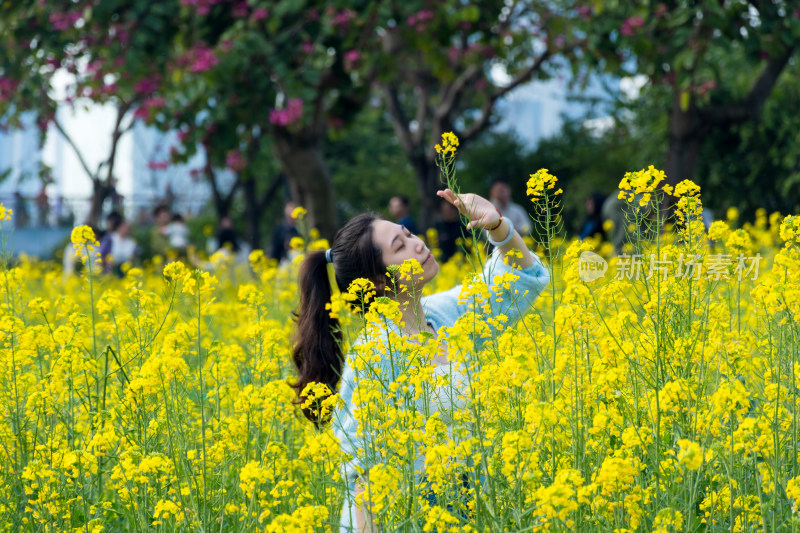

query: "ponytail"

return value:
[291, 212, 384, 425]
[292, 250, 343, 424]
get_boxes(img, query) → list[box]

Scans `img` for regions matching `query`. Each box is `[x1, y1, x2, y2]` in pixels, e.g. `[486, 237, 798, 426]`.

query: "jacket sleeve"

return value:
[422, 248, 550, 331]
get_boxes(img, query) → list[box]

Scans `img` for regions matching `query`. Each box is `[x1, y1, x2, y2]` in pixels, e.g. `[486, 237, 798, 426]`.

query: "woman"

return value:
[292, 189, 550, 532]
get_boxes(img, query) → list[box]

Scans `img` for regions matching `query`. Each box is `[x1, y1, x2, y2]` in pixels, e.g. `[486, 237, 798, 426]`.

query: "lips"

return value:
[422, 252, 433, 265]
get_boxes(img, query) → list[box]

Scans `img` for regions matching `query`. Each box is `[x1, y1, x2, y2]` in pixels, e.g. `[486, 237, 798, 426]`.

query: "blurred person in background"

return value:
[150, 204, 172, 257]
[100, 212, 138, 276]
[165, 212, 190, 256]
[36, 184, 50, 227]
[217, 215, 240, 254]
[489, 178, 531, 235]
[389, 195, 418, 235]
[579, 192, 607, 241]
[432, 198, 465, 263]
[13, 191, 29, 228]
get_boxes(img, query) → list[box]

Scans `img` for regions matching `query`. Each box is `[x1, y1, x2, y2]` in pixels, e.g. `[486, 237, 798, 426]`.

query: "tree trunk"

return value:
[203, 159, 239, 219]
[666, 90, 701, 203]
[273, 132, 337, 241]
[241, 177, 262, 250]
[413, 155, 442, 230]
[87, 179, 108, 227]
[241, 173, 283, 250]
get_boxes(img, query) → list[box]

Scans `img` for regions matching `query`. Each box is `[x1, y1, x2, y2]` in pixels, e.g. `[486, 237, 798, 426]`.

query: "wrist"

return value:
[486, 208, 503, 231]
[487, 218, 507, 237]
[487, 217, 514, 247]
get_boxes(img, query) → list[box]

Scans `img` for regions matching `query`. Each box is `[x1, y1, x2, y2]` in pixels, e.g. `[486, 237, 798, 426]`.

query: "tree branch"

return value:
[202, 137, 241, 214]
[434, 65, 482, 121]
[53, 117, 96, 181]
[257, 172, 284, 211]
[700, 45, 795, 126]
[456, 50, 553, 142]
[380, 84, 416, 156]
[104, 101, 133, 186]
[411, 85, 430, 147]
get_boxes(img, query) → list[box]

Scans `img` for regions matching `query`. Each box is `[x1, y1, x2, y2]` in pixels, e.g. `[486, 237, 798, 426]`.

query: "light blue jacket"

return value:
[331, 249, 550, 531]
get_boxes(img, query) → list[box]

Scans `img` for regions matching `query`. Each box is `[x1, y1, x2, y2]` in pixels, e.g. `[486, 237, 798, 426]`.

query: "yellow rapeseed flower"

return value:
[526, 168, 562, 202]
[291, 206, 308, 220]
[434, 131, 459, 156]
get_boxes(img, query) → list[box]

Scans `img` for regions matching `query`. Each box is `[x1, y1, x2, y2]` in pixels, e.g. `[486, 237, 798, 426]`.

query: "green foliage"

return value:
[326, 105, 418, 221]
[698, 61, 800, 219]
[457, 120, 653, 236]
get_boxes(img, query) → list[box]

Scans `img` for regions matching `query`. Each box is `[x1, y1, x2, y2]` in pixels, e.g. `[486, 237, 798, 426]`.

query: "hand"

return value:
[437, 189, 501, 230]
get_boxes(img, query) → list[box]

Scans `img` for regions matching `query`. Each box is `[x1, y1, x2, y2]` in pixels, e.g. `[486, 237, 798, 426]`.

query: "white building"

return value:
[495, 72, 618, 149]
[0, 102, 217, 227]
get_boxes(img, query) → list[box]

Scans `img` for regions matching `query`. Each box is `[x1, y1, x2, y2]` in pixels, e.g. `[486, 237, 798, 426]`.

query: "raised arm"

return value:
[436, 189, 533, 269]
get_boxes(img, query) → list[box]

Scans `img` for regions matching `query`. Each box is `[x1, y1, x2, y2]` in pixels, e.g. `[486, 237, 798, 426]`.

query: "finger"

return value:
[438, 189, 457, 205]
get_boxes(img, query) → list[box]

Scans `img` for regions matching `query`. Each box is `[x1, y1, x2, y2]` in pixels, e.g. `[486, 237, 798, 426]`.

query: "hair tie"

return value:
[325, 248, 333, 263]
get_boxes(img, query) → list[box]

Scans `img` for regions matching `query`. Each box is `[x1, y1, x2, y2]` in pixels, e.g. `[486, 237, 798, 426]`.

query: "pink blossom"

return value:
[696, 79, 717, 95]
[36, 114, 53, 133]
[101, 82, 118, 95]
[115, 28, 130, 44]
[190, 46, 219, 73]
[301, 42, 314, 54]
[620, 16, 645, 36]
[86, 60, 103, 74]
[343, 50, 360, 69]
[268, 98, 303, 127]
[448, 46, 461, 63]
[232, 1, 249, 18]
[226, 150, 246, 172]
[148, 160, 169, 171]
[49, 11, 81, 31]
[134, 75, 161, 95]
[181, 0, 225, 16]
[332, 9, 355, 28]
[134, 97, 166, 120]
[407, 9, 434, 29]
[251, 8, 268, 21]
[0, 77, 18, 101]
[145, 97, 166, 108]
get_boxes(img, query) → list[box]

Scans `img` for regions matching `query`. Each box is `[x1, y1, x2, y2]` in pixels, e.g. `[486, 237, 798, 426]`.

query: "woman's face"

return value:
[372, 219, 439, 286]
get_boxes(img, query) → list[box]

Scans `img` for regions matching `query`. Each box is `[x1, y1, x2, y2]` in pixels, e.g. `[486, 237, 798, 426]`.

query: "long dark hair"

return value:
[292, 213, 386, 424]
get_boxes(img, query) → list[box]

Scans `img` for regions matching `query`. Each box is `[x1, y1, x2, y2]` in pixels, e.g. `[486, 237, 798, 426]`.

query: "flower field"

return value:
[1, 171, 800, 532]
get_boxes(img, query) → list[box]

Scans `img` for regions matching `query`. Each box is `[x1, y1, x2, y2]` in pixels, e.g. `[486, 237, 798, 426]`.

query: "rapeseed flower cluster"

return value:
[0, 164, 798, 531]
[434, 132, 459, 156]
